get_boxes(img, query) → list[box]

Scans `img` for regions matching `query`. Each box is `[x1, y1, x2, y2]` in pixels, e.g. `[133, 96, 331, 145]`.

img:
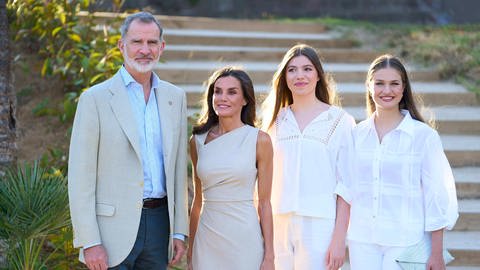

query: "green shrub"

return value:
[8, 0, 125, 123]
[0, 162, 69, 270]
[363, 24, 480, 95]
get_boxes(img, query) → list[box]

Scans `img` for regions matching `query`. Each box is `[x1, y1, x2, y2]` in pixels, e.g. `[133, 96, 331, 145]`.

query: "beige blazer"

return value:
[68, 71, 189, 267]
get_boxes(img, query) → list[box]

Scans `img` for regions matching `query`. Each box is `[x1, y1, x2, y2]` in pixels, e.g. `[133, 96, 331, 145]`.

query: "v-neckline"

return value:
[287, 105, 332, 134]
[373, 113, 405, 144]
[203, 125, 247, 146]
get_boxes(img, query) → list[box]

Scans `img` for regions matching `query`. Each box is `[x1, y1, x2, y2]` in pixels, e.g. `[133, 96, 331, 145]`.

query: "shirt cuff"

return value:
[334, 182, 352, 204]
[83, 242, 102, 249]
[173, 233, 186, 242]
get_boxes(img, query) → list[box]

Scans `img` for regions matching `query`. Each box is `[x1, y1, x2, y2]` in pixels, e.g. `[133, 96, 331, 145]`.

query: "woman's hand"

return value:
[325, 196, 349, 270]
[426, 252, 446, 270]
[187, 252, 193, 270]
[260, 256, 275, 270]
[325, 236, 346, 270]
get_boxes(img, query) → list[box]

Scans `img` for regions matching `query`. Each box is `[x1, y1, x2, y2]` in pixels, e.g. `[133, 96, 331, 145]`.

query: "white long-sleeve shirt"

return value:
[345, 110, 458, 246]
[269, 106, 355, 218]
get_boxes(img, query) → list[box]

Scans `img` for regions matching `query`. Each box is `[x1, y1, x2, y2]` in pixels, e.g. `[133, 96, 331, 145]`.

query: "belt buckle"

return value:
[142, 198, 154, 209]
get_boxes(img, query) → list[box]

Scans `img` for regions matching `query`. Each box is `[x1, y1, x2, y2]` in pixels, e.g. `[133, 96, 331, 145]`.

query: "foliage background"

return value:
[5, 0, 125, 268]
[4, 1, 479, 269]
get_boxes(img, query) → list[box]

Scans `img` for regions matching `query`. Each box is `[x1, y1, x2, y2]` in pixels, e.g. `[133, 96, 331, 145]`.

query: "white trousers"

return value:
[274, 213, 335, 270]
[348, 240, 407, 270]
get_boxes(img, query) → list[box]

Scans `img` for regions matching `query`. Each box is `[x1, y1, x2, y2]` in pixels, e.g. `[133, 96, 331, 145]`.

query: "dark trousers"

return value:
[109, 205, 170, 270]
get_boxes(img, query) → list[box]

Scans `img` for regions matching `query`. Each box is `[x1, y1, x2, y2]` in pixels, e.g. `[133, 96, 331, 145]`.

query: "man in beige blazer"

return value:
[68, 12, 188, 269]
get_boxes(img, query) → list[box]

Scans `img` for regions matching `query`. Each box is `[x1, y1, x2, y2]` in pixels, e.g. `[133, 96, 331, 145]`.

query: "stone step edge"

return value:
[458, 199, 480, 214]
[177, 82, 471, 94]
[155, 61, 433, 72]
[166, 45, 376, 53]
[77, 11, 328, 33]
[164, 29, 338, 40]
[186, 105, 480, 121]
[444, 231, 480, 251]
[454, 167, 480, 184]
[344, 106, 480, 121]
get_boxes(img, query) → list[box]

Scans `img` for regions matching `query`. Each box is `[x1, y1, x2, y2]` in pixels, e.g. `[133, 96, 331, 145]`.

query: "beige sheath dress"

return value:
[192, 125, 264, 270]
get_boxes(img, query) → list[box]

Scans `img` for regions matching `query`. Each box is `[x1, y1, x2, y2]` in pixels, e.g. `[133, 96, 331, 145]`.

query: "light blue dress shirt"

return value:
[120, 66, 167, 199]
[120, 67, 185, 242]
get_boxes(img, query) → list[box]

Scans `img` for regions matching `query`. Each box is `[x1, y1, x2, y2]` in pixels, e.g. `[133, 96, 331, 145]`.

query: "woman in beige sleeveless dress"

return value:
[187, 67, 275, 270]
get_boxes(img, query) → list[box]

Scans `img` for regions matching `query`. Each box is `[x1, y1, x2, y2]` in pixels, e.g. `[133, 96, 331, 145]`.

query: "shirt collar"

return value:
[395, 110, 415, 137]
[119, 65, 160, 90]
[366, 109, 415, 137]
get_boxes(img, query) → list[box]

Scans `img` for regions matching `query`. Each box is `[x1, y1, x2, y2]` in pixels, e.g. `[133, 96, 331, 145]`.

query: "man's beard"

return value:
[123, 51, 159, 73]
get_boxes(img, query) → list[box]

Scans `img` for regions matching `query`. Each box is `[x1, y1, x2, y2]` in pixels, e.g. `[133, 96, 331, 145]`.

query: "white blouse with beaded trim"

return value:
[268, 105, 356, 218]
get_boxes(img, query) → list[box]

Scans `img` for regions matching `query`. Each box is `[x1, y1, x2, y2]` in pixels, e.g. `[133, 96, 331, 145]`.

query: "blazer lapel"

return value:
[155, 85, 174, 171]
[108, 72, 142, 161]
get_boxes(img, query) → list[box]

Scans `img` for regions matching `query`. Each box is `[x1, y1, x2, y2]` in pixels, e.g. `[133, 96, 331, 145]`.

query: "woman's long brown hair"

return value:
[264, 44, 337, 129]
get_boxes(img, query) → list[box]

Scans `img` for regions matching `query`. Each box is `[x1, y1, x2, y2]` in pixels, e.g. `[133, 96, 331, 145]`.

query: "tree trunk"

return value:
[0, 0, 17, 176]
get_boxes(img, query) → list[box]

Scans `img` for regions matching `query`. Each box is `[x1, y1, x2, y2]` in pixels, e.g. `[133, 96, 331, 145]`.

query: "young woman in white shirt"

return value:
[262, 44, 355, 270]
[346, 54, 458, 270]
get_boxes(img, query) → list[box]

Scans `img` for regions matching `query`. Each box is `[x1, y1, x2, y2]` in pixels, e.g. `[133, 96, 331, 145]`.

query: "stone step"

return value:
[163, 29, 355, 48]
[155, 61, 439, 84]
[334, 82, 479, 107]
[427, 135, 480, 167]
[163, 45, 380, 63]
[79, 11, 327, 33]
[455, 167, 480, 199]
[428, 107, 480, 135]
[180, 82, 478, 108]
[344, 106, 480, 135]
[445, 231, 480, 266]
[456, 200, 480, 231]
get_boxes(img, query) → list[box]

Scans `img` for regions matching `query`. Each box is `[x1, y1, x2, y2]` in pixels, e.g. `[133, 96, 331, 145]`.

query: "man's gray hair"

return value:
[120, 12, 163, 40]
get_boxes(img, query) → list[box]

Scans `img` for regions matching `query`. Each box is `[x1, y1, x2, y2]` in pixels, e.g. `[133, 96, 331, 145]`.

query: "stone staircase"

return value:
[155, 15, 480, 269]
[101, 14, 480, 269]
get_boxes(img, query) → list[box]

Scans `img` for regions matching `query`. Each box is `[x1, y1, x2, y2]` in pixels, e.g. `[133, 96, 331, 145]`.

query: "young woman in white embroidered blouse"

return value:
[346, 54, 458, 270]
[262, 44, 355, 270]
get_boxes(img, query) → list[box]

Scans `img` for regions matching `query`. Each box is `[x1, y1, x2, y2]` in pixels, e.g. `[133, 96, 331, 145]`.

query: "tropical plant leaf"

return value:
[0, 162, 70, 269]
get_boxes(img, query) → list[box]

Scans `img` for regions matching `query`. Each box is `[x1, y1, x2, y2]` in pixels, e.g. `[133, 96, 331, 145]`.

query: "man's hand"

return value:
[169, 238, 186, 266]
[84, 245, 108, 270]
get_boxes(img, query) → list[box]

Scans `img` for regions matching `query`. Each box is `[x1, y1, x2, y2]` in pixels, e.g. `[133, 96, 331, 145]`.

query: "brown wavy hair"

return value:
[192, 66, 256, 135]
